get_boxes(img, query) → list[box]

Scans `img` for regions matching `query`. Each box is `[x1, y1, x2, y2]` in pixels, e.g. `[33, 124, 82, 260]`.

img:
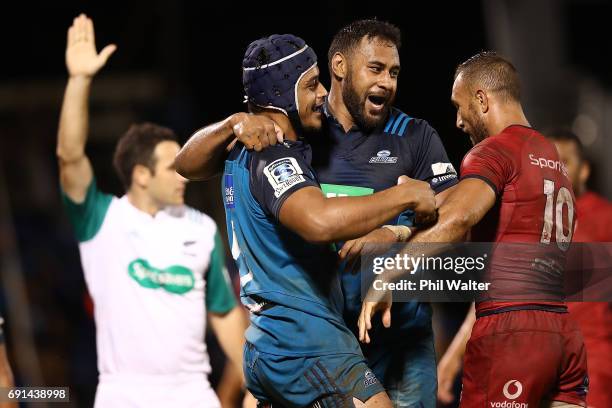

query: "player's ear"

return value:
[331, 52, 347, 81]
[475, 89, 489, 114]
[132, 164, 152, 188]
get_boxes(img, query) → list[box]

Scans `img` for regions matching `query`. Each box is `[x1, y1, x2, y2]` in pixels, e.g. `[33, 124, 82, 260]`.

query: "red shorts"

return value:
[460, 308, 588, 407]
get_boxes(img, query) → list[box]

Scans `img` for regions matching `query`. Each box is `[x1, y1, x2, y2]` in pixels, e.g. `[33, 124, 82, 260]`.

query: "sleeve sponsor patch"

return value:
[431, 162, 457, 176]
[263, 157, 306, 198]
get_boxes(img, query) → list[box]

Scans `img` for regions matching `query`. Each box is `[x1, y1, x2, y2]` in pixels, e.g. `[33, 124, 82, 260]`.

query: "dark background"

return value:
[0, 1, 610, 406]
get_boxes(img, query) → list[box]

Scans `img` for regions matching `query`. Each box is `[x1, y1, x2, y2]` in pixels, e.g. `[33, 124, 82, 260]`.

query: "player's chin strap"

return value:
[382, 225, 413, 242]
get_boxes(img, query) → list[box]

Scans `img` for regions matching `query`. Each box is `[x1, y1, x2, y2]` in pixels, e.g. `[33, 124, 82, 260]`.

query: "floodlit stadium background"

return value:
[0, 1, 610, 407]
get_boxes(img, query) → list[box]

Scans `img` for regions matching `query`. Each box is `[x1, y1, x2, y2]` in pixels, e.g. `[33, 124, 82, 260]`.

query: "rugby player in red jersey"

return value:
[547, 129, 612, 408]
[360, 52, 588, 407]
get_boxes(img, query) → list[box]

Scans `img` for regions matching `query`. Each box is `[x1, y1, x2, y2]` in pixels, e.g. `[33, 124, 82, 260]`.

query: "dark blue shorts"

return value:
[244, 342, 385, 407]
[365, 331, 437, 408]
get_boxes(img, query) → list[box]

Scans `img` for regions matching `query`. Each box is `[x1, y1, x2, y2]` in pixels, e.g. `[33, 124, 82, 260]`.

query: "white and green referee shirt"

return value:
[62, 179, 236, 381]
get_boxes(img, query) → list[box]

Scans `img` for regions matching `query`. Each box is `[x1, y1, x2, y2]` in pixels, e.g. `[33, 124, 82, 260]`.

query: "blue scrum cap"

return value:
[242, 34, 317, 115]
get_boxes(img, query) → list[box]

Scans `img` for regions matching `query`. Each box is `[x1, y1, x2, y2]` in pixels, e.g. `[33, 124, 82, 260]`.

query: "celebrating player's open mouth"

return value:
[365, 92, 390, 115]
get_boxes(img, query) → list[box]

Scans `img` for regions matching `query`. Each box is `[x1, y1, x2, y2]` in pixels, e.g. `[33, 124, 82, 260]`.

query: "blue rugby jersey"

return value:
[311, 103, 458, 336]
[222, 141, 361, 356]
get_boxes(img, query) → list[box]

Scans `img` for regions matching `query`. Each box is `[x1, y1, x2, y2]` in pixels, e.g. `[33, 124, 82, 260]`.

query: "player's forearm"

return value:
[175, 114, 240, 180]
[444, 302, 475, 362]
[304, 185, 422, 243]
[408, 201, 471, 244]
[209, 307, 248, 378]
[56, 76, 92, 163]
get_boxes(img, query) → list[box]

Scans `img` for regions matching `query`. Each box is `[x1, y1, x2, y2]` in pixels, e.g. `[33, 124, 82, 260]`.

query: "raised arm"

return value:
[56, 14, 116, 202]
[279, 176, 436, 244]
[176, 114, 283, 181]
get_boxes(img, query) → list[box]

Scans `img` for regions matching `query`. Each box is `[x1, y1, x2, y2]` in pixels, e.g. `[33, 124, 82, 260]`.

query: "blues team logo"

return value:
[369, 150, 398, 163]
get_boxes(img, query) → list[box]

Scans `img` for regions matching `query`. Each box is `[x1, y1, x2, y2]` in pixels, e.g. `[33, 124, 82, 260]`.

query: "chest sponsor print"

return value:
[320, 184, 374, 198]
[128, 259, 195, 294]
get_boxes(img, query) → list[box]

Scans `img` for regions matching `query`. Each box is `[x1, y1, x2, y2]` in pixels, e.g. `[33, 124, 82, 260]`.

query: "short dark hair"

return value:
[328, 19, 401, 71]
[113, 122, 178, 189]
[545, 128, 585, 161]
[454, 51, 521, 102]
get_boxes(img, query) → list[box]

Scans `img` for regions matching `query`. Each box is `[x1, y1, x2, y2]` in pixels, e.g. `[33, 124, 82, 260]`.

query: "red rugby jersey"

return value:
[460, 125, 576, 315]
[567, 192, 612, 407]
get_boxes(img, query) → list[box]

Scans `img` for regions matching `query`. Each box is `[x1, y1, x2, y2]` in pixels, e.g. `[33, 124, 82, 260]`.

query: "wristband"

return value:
[382, 225, 412, 242]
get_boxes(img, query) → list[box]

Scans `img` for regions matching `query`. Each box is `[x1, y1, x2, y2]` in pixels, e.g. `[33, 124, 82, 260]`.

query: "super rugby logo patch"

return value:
[263, 157, 306, 198]
[363, 370, 378, 388]
[369, 150, 398, 164]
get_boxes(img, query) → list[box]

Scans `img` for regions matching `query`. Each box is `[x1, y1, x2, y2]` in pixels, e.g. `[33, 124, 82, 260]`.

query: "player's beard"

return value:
[467, 105, 489, 145]
[342, 69, 390, 132]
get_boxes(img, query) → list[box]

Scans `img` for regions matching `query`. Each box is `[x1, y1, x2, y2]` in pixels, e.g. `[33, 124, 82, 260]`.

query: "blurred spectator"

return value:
[547, 129, 612, 408]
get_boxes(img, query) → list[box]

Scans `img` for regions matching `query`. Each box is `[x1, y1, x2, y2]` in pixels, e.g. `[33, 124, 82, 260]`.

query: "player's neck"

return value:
[489, 103, 530, 136]
[126, 188, 161, 216]
[263, 112, 299, 141]
[327, 84, 355, 133]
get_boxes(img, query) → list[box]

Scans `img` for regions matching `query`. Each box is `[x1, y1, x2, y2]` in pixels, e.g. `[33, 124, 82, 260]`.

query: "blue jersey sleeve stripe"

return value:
[391, 113, 407, 134]
[397, 116, 413, 136]
[383, 112, 396, 133]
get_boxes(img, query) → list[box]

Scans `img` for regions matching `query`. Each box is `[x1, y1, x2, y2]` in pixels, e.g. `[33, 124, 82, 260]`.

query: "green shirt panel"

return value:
[61, 178, 112, 242]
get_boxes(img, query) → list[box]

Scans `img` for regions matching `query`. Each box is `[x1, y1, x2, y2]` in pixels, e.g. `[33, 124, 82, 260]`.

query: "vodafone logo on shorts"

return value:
[490, 380, 528, 408]
[503, 380, 523, 399]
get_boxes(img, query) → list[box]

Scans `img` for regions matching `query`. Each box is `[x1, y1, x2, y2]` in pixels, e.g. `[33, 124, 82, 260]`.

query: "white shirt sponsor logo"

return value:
[431, 174, 457, 184]
[489, 380, 528, 407]
[503, 380, 523, 399]
[528, 154, 568, 177]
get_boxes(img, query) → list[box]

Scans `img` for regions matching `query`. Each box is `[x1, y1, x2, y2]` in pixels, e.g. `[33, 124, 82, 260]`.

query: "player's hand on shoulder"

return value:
[66, 14, 116, 78]
[397, 175, 437, 224]
[230, 113, 284, 151]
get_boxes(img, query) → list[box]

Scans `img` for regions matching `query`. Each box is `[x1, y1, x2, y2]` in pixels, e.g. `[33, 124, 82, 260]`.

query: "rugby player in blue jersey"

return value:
[213, 34, 435, 407]
[209, 34, 437, 408]
[177, 21, 457, 407]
